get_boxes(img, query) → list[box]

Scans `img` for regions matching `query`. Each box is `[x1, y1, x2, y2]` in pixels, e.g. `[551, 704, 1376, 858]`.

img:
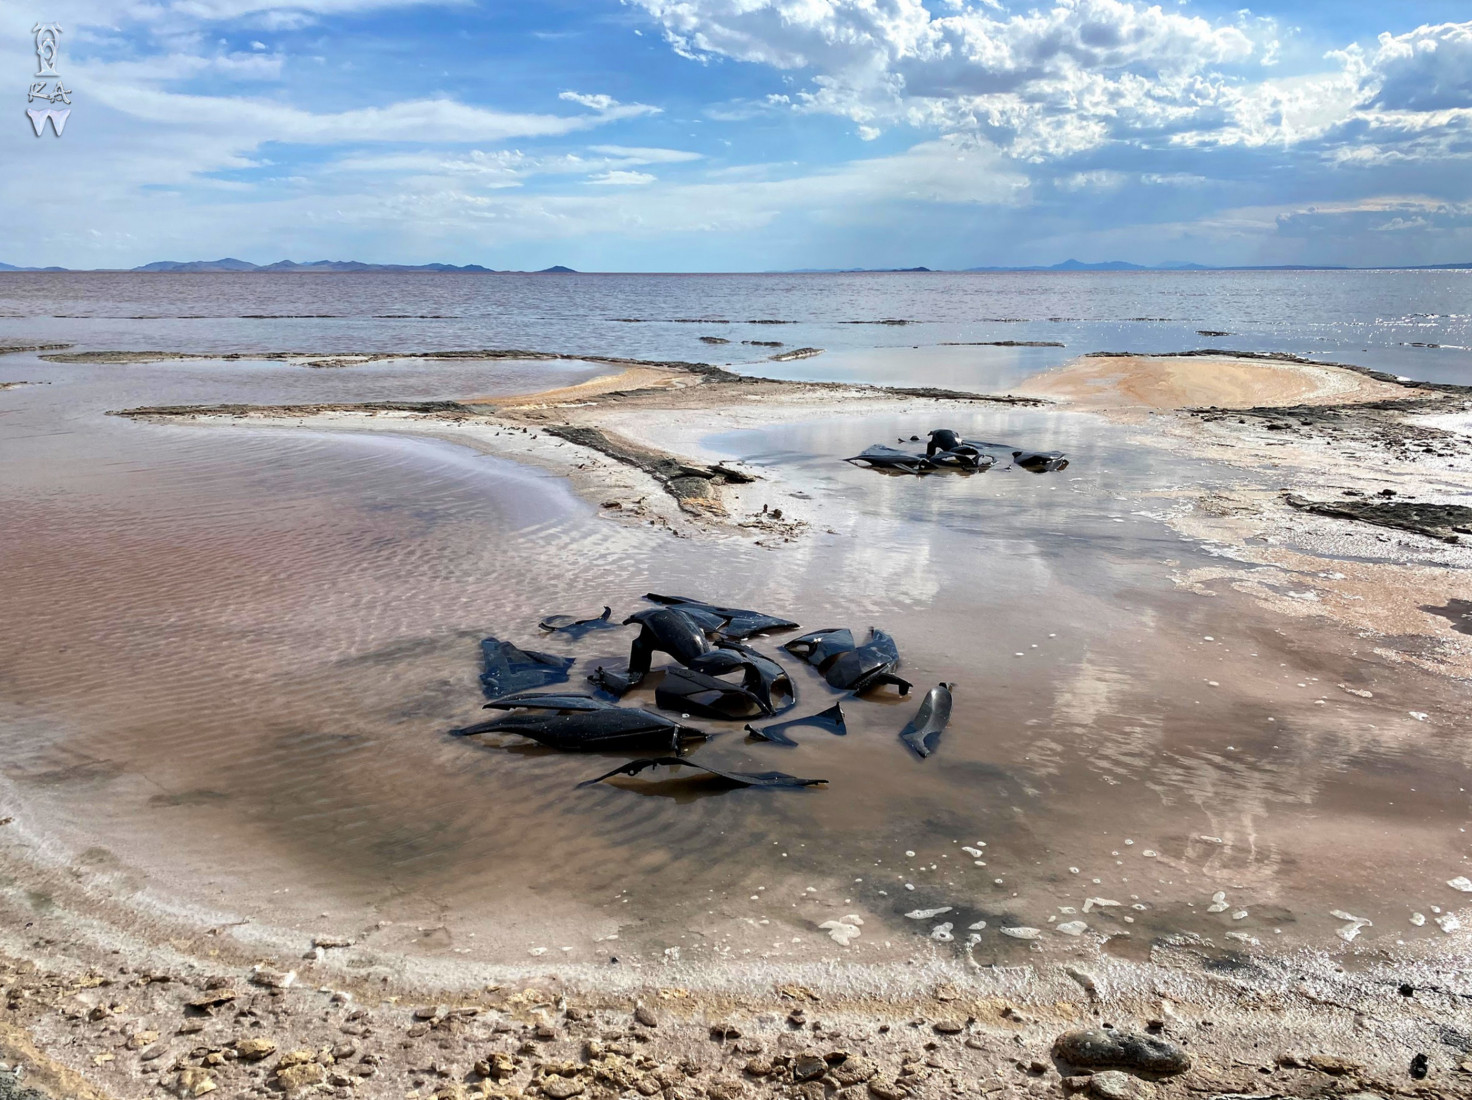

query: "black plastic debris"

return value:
[454, 698, 707, 752]
[844, 445, 936, 475]
[1011, 449, 1069, 472]
[479, 637, 574, 698]
[589, 607, 714, 694]
[899, 683, 954, 758]
[656, 667, 770, 720]
[785, 627, 910, 695]
[644, 594, 800, 639]
[538, 606, 618, 639]
[746, 702, 847, 746]
[576, 757, 826, 789]
[689, 642, 794, 714]
[482, 690, 614, 712]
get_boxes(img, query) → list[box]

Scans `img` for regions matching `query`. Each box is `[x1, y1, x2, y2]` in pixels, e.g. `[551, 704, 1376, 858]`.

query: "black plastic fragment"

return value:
[783, 627, 911, 695]
[576, 757, 826, 789]
[746, 702, 847, 746]
[538, 606, 618, 639]
[656, 667, 771, 720]
[644, 594, 800, 639]
[479, 637, 574, 698]
[456, 705, 706, 752]
[588, 607, 714, 695]
[899, 683, 954, 758]
[689, 642, 794, 714]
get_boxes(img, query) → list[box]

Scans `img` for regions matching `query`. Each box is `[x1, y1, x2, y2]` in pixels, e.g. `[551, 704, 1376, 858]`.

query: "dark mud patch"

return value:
[1420, 598, 1472, 635]
[541, 424, 755, 511]
[1285, 494, 1472, 543]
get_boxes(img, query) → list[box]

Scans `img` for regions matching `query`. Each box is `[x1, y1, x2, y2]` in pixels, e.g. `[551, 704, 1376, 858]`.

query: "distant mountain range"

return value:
[0, 258, 577, 273]
[1, 257, 1469, 274]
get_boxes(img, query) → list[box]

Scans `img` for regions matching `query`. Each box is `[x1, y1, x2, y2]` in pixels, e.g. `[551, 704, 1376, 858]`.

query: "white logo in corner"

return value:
[28, 23, 72, 137]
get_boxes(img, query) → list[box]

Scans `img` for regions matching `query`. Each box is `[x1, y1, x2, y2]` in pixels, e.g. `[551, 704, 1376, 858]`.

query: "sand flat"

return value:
[1018, 352, 1408, 411]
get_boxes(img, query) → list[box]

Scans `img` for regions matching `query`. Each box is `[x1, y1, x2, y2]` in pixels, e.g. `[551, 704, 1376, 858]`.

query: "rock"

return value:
[867, 1078, 908, 1100]
[277, 1050, 318, 1069]
[250, 967, 296, 989]
[1088, 1070, 1155, 1100]
[185, 991, 236, 1013]
[710, 1021, 742, 1040]
[793, 1053, 827, 1081]
[487, 1053, 517, 1080]
[235, 1038, 278, 1062]
[745, 1058, 773, 1077]
[634, 1003, 659, 1028]
[542, 1078, 585, 1099]
[276, 1062, 327, 1093]
[832, 1056, 878, 1086]
[932, 1018, 967, 1034]
[172, 1068, 217, 1097]
[1306, 1054, 1359, 1076]
[1053, 1030, 1191, 1077]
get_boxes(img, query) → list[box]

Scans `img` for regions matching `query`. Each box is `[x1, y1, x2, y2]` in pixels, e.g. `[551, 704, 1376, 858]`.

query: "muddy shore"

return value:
[4, 346, 1472, 1098]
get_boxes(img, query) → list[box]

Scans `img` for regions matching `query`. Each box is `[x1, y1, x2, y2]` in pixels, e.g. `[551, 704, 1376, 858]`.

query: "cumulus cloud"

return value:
[631, 0, 1265, 156]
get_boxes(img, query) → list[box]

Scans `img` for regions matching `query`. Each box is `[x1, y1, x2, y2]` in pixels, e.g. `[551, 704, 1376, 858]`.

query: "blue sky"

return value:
[4, 0, 1470, 269]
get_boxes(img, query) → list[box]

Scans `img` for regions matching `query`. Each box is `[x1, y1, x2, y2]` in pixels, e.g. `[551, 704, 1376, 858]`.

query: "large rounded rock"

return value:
[1053, 1029, 1191, 1077]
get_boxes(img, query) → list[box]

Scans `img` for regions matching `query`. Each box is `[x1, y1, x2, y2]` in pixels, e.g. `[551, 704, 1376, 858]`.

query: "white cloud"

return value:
[586, 170, 658, 185]
[631, 0, 1264, 156]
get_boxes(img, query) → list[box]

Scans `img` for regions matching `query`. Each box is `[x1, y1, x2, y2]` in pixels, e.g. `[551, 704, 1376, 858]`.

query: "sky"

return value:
[3, 0, 1470, 270]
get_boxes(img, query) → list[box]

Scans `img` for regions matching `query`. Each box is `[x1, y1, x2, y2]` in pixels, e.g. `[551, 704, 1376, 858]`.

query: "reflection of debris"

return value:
[576, 757, 826, 790]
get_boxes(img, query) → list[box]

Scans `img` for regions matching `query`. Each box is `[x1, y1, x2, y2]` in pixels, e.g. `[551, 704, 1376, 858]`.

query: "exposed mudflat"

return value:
[3, 344, 1472, 1099]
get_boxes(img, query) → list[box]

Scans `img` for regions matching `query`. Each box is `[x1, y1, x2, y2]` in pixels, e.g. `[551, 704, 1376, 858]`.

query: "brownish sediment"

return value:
[0, 344, 72, 356]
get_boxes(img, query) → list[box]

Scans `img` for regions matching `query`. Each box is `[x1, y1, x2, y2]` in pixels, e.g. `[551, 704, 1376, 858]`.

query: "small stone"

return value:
[234, 1038, 277, 1062]
[277, 1050, 318, 1069]
[832, 1057, 878, 1086]
[542, 1078, 584, 1099]
[793, 1053, 827, 1081]
[745, 1058, 773, 1077]
[172, 1068, 216, 1097]
[867, 1077, 908, 1100]
[1053, 1030, 1191, 1077]
[634, 1003, 659, 1028]
[1088, 1070, 1155, 1100]
[1307, 1054, 1359, 1076]
[932, 1018, 966, 1034]
[710, 1021, 742, 1040]
[276, 1062, 327, 1093]
[487, 1052, 516, 1079]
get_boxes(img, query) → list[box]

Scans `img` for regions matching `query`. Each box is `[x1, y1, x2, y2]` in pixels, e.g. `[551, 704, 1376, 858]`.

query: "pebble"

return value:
[1053, 1029, 1192, 1076]
[930, 923, 954, 942]
[1449, 876, 1472, 893]
[905, 907, 952, 920]
[634, 1004, 659, 1028]
[1000, 927, 1041, 940]
[1089, 1069, 1155, 1100]
[1056, 921, 1088, 936]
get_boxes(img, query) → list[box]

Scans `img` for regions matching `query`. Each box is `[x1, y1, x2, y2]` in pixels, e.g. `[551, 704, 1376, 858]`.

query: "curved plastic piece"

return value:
[644, 594, 800, 639]
[656, 667, 770, 720]
[538, 606, 618, 639]
[824, 628, 911, 695]
[1012, 449, 1070, 472]
[844, 444, 931, 474]
[783, 628, 856, 668]
[576, 756, 826, 790]
[746, 702, 846, 746]
[899, 683, 954, 758]
[690, 643, 794, 715]
[479, 637, 574, 699]
[589, 607, 715, 696]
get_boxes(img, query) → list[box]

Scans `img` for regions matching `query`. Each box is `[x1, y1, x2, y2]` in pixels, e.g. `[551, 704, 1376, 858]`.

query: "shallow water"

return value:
[1, 275, 1470, 976]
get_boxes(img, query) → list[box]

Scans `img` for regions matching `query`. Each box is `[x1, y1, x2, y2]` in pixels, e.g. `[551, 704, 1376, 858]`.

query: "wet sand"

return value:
[2, 347, 1472, 1097]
